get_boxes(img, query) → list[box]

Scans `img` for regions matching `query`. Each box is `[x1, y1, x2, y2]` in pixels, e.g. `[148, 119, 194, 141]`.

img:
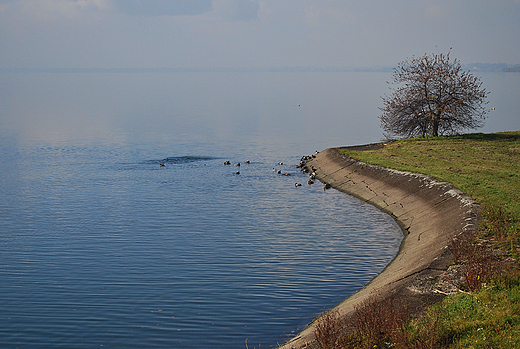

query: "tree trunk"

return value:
[432, 119, 439, 137]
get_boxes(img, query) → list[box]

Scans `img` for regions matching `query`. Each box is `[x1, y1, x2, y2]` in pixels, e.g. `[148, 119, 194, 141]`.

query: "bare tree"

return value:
[380, 50, 489, 138]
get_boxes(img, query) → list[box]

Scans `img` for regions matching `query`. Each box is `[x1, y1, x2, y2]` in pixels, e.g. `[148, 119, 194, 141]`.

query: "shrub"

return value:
[314, 309, 345, 349]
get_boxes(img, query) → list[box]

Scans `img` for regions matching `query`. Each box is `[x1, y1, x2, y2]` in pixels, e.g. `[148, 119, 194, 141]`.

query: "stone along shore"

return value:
[280, 146, 480, 349]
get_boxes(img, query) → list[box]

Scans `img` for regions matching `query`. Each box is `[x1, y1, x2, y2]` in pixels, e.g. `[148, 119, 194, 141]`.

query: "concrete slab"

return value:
[279, 147, 480, 349]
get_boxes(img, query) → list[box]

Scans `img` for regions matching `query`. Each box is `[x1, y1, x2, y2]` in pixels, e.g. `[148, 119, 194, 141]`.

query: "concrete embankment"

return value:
[280, 146, 480, 349]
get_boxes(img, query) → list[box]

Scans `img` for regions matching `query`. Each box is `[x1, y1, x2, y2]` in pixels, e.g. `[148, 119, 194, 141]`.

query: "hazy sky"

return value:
[1, 0, 519, 69]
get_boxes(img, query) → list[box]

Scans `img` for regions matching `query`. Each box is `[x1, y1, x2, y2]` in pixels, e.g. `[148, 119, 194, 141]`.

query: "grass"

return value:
[431, 274, 520, 348]
[310, 131, 520, 349]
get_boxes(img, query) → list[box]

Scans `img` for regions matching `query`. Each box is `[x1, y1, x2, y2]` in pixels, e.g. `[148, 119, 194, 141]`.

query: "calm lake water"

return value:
[1, 71, 519, 348]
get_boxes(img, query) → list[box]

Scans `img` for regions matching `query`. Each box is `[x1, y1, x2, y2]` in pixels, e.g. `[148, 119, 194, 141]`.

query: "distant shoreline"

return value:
[2, 63, 517, 74]
[280, 147, 480, 349]
[0, 66, 393, 74]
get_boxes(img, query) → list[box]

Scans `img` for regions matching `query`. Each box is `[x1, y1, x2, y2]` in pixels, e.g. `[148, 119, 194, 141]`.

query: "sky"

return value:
[1, 0, 519, 69]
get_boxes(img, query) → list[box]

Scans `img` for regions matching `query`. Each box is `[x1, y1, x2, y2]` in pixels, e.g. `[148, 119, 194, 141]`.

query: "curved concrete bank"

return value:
[280, 147, 480, 349]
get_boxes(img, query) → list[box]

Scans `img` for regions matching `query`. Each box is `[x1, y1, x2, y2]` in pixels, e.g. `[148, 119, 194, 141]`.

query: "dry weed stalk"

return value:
[354, 295, 410, 346]
[450, 229, 502, 291]
[314, 309, 345, 349]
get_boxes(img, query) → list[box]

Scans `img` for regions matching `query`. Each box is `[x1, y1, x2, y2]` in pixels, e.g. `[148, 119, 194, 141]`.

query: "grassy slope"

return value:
[339, 131, 520, 348]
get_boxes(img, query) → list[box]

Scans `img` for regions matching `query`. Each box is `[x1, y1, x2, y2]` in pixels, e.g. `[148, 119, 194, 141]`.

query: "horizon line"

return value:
[0, 63, 515, 74]
[0, 66, 394, 73]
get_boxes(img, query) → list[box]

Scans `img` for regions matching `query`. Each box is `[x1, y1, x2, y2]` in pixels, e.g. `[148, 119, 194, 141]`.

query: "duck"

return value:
[324, 183, 331, 190]
[159, 164, 165, 167]
[308, 180, 314, 185]
[224, 161, 231, 165]
[235, 163, 240, 166]
[244, 160, 250, 164]
[295, 183, 302, 187]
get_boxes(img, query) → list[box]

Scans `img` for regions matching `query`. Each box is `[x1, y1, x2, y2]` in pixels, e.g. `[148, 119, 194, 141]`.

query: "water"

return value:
[1, 71, 519, 348]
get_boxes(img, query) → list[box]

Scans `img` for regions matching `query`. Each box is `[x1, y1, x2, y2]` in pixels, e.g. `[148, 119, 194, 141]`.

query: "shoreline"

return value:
[280, 147, 480, 349]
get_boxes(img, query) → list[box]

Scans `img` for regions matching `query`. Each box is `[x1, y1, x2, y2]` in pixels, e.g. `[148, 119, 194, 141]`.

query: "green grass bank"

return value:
[336, 131, 520, 348]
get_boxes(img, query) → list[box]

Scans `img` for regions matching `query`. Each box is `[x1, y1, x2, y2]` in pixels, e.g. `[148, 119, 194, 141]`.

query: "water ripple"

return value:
[0, 142, 403, 348]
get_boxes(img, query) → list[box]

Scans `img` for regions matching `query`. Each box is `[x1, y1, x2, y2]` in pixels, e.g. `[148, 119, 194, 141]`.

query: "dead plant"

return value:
[353, 295, 410, 347]
[314, 308, 345, 349]
[450, 229, 502, 291]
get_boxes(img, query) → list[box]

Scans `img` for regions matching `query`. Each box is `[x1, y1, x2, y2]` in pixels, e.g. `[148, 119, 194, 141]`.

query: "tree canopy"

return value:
[380, 51, 489, 138]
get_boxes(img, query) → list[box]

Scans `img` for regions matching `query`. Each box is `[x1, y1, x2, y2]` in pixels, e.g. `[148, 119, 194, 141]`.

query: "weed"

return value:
[450, 230, 502, 292]
[354, 295, 409, 345]
[331, 296, 413, 349]
[407, 308, 441, 349]
[482, 205, 517, 259]
[314, 309, 345, 349]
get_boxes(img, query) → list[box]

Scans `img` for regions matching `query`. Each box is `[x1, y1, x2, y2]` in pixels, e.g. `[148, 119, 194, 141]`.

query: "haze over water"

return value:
[0, 71, 519, 348]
